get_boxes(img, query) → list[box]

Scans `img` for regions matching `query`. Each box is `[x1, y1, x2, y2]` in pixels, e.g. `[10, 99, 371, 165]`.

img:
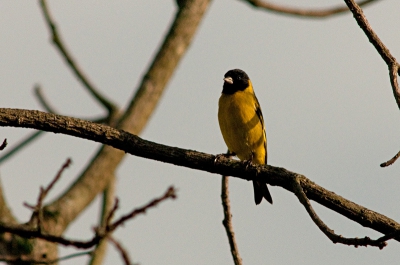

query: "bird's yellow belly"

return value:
[218, 95, 265, 164]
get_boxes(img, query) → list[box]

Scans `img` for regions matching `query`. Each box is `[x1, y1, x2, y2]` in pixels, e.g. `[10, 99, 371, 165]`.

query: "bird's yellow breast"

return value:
[218, 89, 266, 164]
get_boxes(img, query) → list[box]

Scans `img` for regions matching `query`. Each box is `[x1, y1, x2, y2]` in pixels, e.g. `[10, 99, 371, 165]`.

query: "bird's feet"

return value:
[243, 159, 255, 170]
[243, 152, 257, 170]
[214, 152, 235, 164]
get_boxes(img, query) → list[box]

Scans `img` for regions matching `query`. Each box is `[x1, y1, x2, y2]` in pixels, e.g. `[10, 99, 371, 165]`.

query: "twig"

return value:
[0, 131, 43, 165]
[221, 176, 242, 265]
[0, 250, 92, 264]
[109, 236, 132, 265]
[0, 186, 176, 249]
[38, 0, 211, 240]
[243, 0, 380, 18]
[292, 175, 387, 249]
[42, 158, 72, 198]
[2, 108, 400, 240]
[25, 158, 72, 230]
[380, 149, 400, 167]
[38, 0, 116, 114]
[0, 139, 7, 150]
[109, 186, 176, 231]
[34, 85, 58, 114]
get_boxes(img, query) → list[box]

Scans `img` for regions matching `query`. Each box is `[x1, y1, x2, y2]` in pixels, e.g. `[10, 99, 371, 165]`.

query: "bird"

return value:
[218, 69, 273, 205]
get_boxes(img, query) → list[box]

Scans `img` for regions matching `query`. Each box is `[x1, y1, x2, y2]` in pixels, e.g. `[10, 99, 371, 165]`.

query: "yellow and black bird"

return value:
[218, 69, 272, 205]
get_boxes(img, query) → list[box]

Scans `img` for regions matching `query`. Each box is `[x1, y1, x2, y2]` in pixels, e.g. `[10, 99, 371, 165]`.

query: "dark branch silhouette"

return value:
[0, 186, 176, 249]
[0, 108, 399, 246]
[221, 176, 243, 265]
[342, 0, 400, 167]
[292, 175, 387, 248]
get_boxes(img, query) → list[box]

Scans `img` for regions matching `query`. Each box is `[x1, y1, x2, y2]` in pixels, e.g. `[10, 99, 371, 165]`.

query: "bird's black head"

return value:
[222, 69, 250, 94]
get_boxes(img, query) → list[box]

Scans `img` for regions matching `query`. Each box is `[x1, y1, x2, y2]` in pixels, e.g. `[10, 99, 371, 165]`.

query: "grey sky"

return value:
[1, 0, 400, 264]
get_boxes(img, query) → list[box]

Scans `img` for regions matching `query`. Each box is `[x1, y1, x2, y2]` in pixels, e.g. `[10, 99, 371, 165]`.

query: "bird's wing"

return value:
[253, 93, 267, 164]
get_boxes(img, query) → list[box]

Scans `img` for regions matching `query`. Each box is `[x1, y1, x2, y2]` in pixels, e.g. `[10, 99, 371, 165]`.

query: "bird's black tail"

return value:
[253, 181, 273, 205]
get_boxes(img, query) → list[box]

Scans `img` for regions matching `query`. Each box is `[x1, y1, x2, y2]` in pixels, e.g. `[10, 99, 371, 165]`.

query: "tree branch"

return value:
[292, 175, 387, 248]
[40, 0, 212, 237]
[38, 0, 117, 114]
[0, 108, 399, 245]
[342, 0, 400, 167]
[221, 176, 243, 265]
[0, 186, 176, 249]
[242, 0, 380, 18]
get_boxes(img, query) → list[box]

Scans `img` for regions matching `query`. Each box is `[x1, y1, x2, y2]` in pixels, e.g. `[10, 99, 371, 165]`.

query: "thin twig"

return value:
[381, 149, 400, 167]
[109, 236, 132, 265]
[243, 0, 380, 18]
[0, 250, 92, 264]
[38, 0, 116, 114]
[292, 175, 387, 249]
[221, 176, 243, 265]
[0, 186, 176, 249]
[25, 158, 72, 230]
[109, 186, 176, 231]
[42, 158, 72, 198]
[0, 139, 7, 150]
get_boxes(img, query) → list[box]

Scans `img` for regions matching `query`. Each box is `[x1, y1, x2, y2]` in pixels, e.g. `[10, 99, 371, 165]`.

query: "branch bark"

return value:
[221, 176, 243, 265]
[42, 0, 211, 238]
[1, 108, 399, 244]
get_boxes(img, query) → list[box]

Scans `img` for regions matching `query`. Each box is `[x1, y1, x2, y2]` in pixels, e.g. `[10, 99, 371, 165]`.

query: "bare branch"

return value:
[1, 108, 400, 243]
[292, 175, 387, 249]
[42, 158, 72, 199]
[24, 158, 72, 232]
[242, 0, 380, 18]
[117, 0, 212, 134]
[38, 0, 117, 114]
[41, 0, 212, 237]
[380, 149, 400, 167]
[0, 186, 176, 249]
[221, 176, 242, 265]
[109, 186, 176, 231]
[342, 0, 400, 166]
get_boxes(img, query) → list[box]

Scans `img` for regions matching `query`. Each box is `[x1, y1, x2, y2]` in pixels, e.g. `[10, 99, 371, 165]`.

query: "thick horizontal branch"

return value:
[0, 108, 400, 241]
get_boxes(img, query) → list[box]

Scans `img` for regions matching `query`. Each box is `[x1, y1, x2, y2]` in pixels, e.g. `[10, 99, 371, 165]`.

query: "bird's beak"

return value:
[224, 77, 233, 84]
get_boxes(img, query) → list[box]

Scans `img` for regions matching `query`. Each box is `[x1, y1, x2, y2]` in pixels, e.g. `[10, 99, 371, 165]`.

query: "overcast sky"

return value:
[1, 0, 400, 264]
